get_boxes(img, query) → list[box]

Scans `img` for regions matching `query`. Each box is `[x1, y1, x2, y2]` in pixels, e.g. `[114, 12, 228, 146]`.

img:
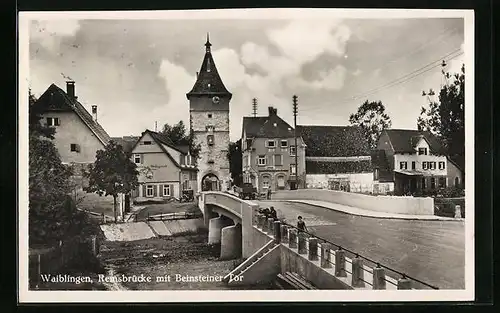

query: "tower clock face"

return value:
[212, 96, 220, 104]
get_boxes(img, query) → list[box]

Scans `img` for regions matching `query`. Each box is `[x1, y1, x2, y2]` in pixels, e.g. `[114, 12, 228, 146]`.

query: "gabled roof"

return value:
[111, 136, 140, 154]
[186, 35, 231, 99]
[131, 130, 197, 171]
[297, 125, 370, 157]
[32, 83, 111, 146]
[242, 111, 295, 139]
[382, 129, 446, 154]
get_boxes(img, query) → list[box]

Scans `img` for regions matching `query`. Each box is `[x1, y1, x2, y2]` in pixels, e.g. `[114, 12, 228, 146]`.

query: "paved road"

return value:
[258, 201, 465, 289]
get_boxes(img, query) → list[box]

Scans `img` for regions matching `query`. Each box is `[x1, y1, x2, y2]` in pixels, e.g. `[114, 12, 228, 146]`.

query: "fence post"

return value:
[397, 275, 412, 289]
[273, 221, 281, 243]
[351, 256, 365, 288]
[281, 224, 289, 243]
[308, 238, 318, 261]
[320, 243, 332, 268]
[267, 218, 274, 234]
[297, 233, 307, 254]
[288, 229, 297, 248]
[372, 264, 386, 290]
[335, 248, 346, 277]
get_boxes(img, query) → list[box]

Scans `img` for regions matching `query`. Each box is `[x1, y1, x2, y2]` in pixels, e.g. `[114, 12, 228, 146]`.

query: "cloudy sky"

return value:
[27, 13, 465, 141]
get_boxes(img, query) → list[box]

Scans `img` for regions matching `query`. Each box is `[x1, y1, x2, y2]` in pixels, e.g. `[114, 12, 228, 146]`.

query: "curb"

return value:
[275, 200, 465, 222]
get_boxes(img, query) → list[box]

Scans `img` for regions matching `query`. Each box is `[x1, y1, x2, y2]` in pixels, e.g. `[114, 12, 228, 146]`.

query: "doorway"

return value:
[202, 173, 220, 191]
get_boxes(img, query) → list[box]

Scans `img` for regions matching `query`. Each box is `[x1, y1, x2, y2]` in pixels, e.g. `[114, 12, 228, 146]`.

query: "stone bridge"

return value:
[197, 191, 425, 290]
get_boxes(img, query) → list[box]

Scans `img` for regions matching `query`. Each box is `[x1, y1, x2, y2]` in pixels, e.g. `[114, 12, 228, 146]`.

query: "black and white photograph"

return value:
[18, 8, 474, 303]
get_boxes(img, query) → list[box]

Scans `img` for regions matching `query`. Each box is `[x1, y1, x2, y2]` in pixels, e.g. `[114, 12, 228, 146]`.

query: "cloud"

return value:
[30, 19, 81, 52]
[154, 19, 354, 140]
[157, 59, 196, 127]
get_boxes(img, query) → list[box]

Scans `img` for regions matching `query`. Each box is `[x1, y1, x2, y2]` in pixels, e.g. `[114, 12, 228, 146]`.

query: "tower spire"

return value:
[205, 33, 212, 53]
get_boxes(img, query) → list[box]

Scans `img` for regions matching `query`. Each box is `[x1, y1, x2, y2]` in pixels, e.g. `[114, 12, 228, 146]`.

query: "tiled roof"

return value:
[242, 114, 295, 139]
[186, 42, 231, 98]
[111, 136, 140, 154]
[383, 129, 446, 154]
[296, 125, 370, 157]
[33, 83, 111, 146]
[306, 160, 372, 174]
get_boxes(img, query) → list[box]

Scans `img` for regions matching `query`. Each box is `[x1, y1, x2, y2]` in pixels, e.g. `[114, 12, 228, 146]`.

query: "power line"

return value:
[306, 49, 463, 112]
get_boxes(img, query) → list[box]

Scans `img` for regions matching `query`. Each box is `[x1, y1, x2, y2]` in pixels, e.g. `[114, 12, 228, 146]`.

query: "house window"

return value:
[143, 141, 152, 145]
[399, 161, 407, 170]
[429, 162, 437, 170]
[207, 135, 214, 146]
[438, 161, 446, 170]
[290, 145, 296, 156]
[430, 177, 436, 189]
[46, 117, 60, 126]
[258, 155, 266, 166]
[290, 164, 297, 175]
[374, 168, 380, 180]
[418, 148, 428, 155]
[134, 154, 141, 164]
[421, 177, 426, 189]
[163, 185, 171, 196]
[266, 140, 276, 148]
[438, 177, 446, 188]
[262, 179, 270, 189]
[208, 113, 212, 118]
[423, 162, 428, 170]
[189, 172, 197, 180]
[182, 180, 190, 190]
[146, 185, 154, 197]
[280, 140, 288, 148]
[70, 144, 80, 152]
[412, 161, 416, 170]
[274, 154, 283, 166]
[454, 177, 460, 187]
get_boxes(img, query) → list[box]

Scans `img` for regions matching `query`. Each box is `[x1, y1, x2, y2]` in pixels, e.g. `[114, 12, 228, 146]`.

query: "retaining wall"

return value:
[273, 189, 434, 216]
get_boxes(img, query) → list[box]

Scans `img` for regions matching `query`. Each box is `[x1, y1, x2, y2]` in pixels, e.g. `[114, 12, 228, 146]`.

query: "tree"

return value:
[227, 139, 242, 186]
[349, 100, 392, 150]
[418, 64, 465, 159]
[29, 90, 86, 245]
[160, 120, 201, 164]
[84, 141, 139, 222]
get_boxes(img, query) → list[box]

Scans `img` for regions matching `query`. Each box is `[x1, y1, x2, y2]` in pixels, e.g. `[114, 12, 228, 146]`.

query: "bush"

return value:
[434, 198, 465, 218]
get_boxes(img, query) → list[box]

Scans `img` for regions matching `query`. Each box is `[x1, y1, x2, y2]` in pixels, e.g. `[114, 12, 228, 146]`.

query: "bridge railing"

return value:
[254, 213, 439, 290]
[203, 191, 244, 217]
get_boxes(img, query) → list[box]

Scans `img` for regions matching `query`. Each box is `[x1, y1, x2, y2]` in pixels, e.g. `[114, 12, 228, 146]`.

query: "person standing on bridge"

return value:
[270, 207, 277, 220]
[297, 216, 308, 234]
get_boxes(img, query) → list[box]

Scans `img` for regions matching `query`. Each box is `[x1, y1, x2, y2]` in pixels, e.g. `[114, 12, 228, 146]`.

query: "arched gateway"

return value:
[202, 173, 220, 191]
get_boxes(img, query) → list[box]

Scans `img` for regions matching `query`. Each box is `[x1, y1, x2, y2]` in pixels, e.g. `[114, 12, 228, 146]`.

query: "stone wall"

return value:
[273, 189, 434, 216]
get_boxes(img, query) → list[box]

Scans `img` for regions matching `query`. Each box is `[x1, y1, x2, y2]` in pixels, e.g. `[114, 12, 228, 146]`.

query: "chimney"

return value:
[91, 105, 98, 122]
[268, 106, 277, 116]
[66, 81, 76, 99]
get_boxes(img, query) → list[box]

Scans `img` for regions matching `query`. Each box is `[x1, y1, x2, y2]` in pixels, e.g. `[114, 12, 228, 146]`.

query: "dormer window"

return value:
[266, 140, 276, 148]
[418, 148, 428, 155]
[280, 140, 288, 148]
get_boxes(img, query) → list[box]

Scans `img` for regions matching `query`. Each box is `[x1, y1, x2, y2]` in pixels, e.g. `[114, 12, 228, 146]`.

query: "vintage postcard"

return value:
[18, 8, 475, 303]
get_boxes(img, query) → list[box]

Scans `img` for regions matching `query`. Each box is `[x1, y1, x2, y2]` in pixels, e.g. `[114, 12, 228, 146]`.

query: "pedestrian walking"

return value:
[267, 188, 272, 200]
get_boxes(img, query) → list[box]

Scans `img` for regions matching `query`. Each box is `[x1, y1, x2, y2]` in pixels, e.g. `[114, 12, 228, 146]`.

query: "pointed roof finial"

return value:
[205, 32, 212, 52]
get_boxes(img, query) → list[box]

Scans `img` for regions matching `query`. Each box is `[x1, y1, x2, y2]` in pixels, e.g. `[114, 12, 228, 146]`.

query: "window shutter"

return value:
[142, 184, 146, 197]
[160, 184, 164, 197]
[181, 155, 185, 165]
[140, 154, 144, 164]
[153, 185, 157, 197]
[169, 184, 174, 196]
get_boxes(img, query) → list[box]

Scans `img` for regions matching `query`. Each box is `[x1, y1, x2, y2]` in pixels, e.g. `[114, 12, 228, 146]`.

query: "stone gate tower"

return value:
[187, 34, 232, 192]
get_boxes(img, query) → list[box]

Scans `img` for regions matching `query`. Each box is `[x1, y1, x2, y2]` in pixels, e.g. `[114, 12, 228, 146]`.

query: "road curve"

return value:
[258, 200, 465, 289]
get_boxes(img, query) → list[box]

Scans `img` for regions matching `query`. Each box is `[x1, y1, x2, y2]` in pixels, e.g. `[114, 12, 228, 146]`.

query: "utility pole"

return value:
[292, 95, 299, 189]
[252, 98, 258, 117]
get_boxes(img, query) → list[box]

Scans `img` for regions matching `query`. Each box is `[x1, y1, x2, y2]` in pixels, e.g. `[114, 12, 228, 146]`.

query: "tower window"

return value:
[207, 135, 214, 146]
[208, 113, 212, 118]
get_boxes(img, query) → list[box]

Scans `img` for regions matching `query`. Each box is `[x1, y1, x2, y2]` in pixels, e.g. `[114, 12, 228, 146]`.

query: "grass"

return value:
[135, 202, 200, 220]
[75, 191, 115, 216]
